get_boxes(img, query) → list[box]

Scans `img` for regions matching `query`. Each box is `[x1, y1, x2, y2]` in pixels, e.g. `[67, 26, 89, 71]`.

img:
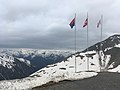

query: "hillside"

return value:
[0, 34, 120, 89]
[0, 49, 73, 80]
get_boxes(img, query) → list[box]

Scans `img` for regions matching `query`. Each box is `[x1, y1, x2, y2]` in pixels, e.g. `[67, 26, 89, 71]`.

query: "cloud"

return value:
[0, 0, 120, 50]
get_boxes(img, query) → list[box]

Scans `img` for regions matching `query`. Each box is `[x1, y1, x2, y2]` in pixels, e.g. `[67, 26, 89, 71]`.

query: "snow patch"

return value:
[17, 58, 31, 66]
[0, 72, 98, 90]
[0, 50, 99, 90]
[0, 53, 15, 69]
[108, 65, 120, 73]
[115, 44, 120, 48]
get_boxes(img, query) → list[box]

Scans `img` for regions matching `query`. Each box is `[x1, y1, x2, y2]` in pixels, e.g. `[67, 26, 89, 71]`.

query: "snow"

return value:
[104, 47, 112, 52]
[104, 55, 111, 68]
[117, 36, 120, 39]
[0, 53, 33, 69]
[108, 62, 115, 69]
[0, 48, 119, 90]
[0, 51, 99, 90]
[76, 51, 100, 72]
[115, 44, 120, 48]
[0, 53, 15, 69]
[0, 49, 74, 58]
[0, 72, 98, 90]
[1, 35, 120, 90]
[17, 58, 31, 66]
[99, 50, 111, 70]
[0, 48, 73, 70]
[108, 65, 120, 73]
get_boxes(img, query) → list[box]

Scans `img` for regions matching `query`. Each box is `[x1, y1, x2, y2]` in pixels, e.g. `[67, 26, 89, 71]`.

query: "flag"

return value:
[83, 18, 88, 28]
[97, 19, 101, 28]
[69, 18, 75, 28]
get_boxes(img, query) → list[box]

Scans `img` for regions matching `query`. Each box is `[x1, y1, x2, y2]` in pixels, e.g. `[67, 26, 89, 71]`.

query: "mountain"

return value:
[0, 52, 98, 90]
[0, 53, 35, 80]
[81, 34, 120, 70]
[0, 34, 120, 89]
[0, 49, 73, 80]
[28, 34, 120, 73]
[83, 34, 120, 52]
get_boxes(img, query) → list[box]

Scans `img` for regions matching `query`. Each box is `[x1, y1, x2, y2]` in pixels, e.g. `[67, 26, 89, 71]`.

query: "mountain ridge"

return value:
[0, 49, 73, 80]
[0, 34, 120, 89]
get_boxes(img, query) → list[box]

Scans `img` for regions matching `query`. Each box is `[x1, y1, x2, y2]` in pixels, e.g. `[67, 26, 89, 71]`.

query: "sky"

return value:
[0, 0, 120, 50]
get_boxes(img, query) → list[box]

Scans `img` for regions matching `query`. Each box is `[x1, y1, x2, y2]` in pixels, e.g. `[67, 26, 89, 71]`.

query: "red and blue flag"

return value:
[69, 18, 75, 28]
[83, 18, 88, 28]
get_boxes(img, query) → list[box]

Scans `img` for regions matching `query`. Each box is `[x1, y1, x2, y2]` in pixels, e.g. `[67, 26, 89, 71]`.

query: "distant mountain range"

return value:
[1, 34, 120, 89]
[31, 34, 120, 80]
[1, 34, 120, 81]
[0, 53, 35, 80]
[0, 49, 73, 80]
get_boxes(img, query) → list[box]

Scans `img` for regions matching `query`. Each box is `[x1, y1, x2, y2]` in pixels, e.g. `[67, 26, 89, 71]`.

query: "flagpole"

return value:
[87, 12, 89, 71]
[100, 15, 103, 71]
[75, 13, 77, 73]
[101, 15, 103, 47]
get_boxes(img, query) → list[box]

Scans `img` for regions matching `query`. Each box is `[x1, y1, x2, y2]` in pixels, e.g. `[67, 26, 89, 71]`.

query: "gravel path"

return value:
[32, 72, 120, 90]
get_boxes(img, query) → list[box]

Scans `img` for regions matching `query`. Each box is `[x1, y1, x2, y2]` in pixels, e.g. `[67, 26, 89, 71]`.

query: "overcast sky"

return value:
[0, 0, 120, 50]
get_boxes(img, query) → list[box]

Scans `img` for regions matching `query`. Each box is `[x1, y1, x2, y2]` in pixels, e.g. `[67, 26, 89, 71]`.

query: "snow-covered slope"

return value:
[0, 53, 98, 90]
[84, 34, 120, 52]
[1, 34, 120, 89]
[81, 34, 120, 71]
[0, 53, 31, 69]
[0, 49, 73, 71]
[0, 53, 15, 69]
[0, 53, 35, 80]
[108, 65, 120, 73]
[0, 49, 73, 80]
